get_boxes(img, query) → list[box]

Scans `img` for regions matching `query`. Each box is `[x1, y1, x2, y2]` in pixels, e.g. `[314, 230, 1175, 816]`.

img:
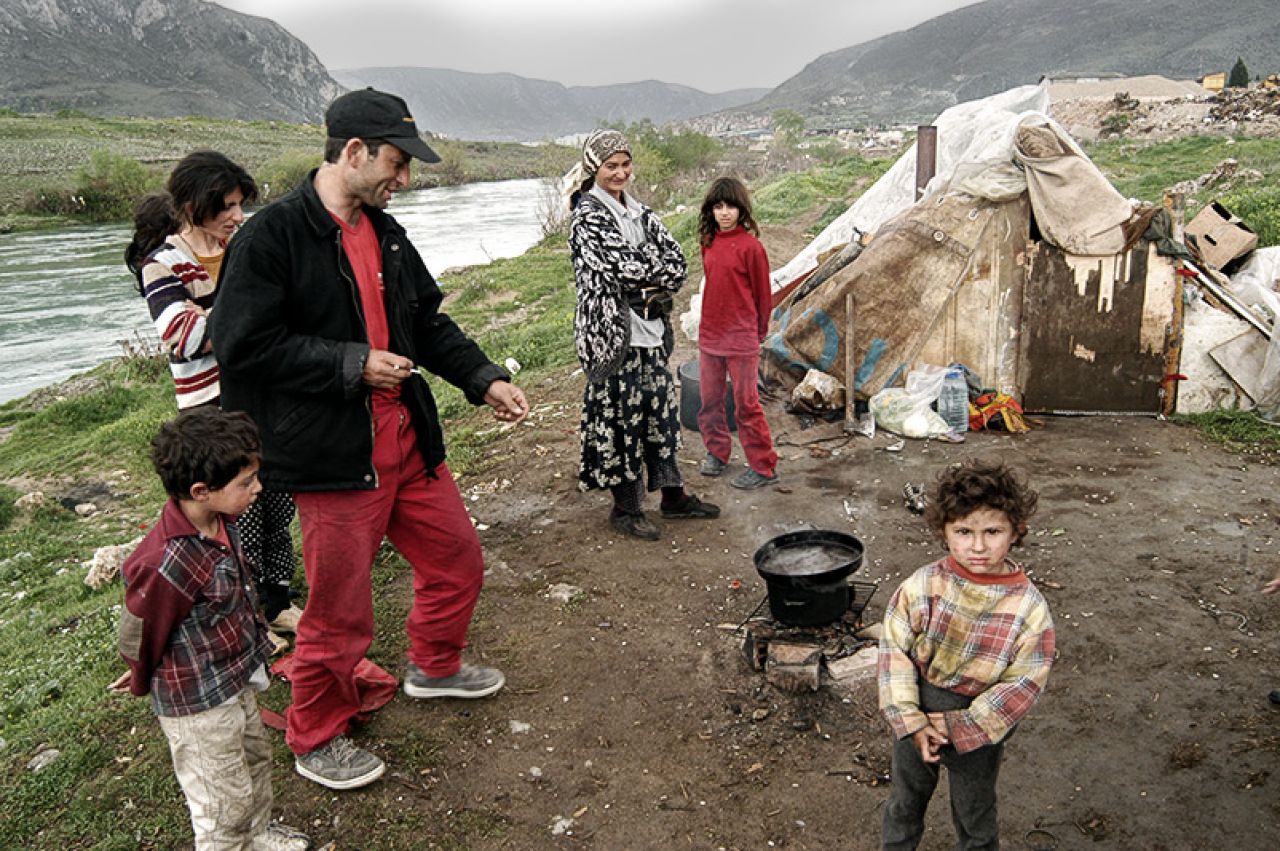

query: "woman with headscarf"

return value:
[569, 129, 720, 540]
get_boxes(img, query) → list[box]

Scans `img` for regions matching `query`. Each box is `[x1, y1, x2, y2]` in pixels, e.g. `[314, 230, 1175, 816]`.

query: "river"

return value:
[0, 177, 552, 404]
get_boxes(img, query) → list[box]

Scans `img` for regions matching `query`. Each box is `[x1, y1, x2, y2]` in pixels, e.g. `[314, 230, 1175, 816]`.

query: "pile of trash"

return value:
[1208, 87, 1280, 122]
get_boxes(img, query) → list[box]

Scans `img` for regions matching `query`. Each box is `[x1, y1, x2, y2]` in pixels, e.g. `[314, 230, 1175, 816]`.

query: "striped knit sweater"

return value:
[140, 238, 220, 408]
[878, 555, 1056, 753]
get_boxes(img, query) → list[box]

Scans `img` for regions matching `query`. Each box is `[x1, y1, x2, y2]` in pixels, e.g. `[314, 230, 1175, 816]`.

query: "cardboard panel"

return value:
[1186, 201, 1258, 270]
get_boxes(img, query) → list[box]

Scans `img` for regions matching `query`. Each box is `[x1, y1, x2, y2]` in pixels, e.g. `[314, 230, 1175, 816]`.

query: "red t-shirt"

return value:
[698, 226, 772, 356]
[331, 211, 398, 399]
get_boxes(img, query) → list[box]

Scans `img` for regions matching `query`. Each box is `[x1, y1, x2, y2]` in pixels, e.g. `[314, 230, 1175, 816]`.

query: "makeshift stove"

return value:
[740, 530, 880, 693]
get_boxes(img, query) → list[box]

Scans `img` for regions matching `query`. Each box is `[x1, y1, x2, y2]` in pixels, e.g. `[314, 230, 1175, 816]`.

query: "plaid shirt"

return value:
[878, 556, 1055, 753]
[118, 500, 271, 717]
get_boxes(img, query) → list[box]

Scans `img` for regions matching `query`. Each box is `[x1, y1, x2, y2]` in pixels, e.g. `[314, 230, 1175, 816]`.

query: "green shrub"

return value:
[20, 187, 81, 216]
[73, 151, 160, 221]
[1222, 184, 1280, 247]
[1100, 112, 1130, 137]
[0, 483, 17, 531]
[255, 149, 320, 200]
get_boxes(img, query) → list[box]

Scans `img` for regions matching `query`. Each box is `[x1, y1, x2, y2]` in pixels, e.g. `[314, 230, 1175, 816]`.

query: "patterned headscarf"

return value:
[582, 129, 631, 178]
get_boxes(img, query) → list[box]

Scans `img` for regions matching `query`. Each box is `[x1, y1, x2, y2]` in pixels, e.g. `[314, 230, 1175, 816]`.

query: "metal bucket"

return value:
[678, 359, 737, 432]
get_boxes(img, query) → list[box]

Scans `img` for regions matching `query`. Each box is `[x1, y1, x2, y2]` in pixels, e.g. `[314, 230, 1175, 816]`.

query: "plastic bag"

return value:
[1227, 248, 1280, 417]
[868, 364, 951, 439]
[792, 368, 846, 411]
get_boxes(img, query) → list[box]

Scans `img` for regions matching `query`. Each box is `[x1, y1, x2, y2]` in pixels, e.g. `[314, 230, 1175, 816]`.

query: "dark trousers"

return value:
[882, 682, 1006, 851]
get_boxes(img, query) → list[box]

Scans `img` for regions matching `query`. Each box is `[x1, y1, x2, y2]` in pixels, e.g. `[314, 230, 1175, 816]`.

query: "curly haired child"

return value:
[878, 459, 1056, 850]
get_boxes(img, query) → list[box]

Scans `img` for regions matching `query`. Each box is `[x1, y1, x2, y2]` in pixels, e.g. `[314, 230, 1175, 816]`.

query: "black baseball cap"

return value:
[325, 87, 441, 163]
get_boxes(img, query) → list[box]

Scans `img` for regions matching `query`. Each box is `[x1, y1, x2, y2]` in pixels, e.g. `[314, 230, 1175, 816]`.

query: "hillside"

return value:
[331, 67, 768, 141]
[0, 0, 343, 122]
[726, 0, 1280, 128]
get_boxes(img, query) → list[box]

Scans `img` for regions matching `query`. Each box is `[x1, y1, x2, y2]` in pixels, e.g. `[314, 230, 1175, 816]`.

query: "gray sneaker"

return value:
[730, 469, 779, 490]
[404, 662, 505, 699]
[700, 453, 728, 477]
[294, 736, 385, 790]
[253, 822, 312, 851]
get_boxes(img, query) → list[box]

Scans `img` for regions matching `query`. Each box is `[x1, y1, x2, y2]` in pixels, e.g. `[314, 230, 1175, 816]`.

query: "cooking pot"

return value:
[753, 530, 864, 626]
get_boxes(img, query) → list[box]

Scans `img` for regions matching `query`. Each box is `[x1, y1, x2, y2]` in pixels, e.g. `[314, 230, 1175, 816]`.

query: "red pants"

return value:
[286, 398, 483, 755]
[698, 352, 777, 476]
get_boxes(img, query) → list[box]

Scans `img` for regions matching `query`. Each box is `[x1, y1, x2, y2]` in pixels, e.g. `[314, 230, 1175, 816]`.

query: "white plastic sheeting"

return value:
[768, 84, 1052, 295]
[1227, 247, 1280, 417]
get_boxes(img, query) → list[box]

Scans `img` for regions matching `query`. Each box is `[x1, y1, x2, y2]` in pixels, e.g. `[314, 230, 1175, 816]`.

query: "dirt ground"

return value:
[262, 340, 1280, 850]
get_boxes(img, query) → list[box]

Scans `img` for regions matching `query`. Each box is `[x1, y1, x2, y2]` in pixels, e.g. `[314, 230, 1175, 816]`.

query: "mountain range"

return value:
[2, 0, 1278, 138]
[0, 0, 342, 122]
[739, 0, 1280, 128]
[330, 67, 766, 142]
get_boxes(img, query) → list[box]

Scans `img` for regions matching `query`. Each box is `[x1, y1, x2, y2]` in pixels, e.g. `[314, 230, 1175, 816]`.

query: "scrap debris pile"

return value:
[1209, 86, 1280, 122]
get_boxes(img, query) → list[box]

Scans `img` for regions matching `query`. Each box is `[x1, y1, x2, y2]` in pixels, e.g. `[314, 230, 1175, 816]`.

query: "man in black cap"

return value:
[211, 88, 528, 791]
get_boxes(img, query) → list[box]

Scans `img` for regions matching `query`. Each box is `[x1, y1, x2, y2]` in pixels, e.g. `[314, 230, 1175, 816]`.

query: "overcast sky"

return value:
[213, 0, 986, 92]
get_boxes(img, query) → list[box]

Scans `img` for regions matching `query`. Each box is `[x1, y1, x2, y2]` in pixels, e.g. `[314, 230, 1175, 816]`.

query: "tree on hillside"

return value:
[772, 109, 805, 149]
[1228, 57, 1250, 88]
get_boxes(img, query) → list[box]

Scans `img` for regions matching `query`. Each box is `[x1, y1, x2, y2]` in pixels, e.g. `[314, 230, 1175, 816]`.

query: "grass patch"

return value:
[1174, 410, 1280, 456]
[0, 109, 576, 228]
[1085, 135, 1280, 219]
[754, 155, 892, 228]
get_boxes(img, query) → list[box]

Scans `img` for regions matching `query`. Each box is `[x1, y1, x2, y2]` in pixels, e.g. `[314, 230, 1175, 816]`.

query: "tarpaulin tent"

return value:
[756, 85, 1184, 415]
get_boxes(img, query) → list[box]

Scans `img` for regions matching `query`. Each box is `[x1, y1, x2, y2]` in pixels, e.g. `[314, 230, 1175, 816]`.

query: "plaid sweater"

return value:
[118, 500, 270, 717]
[878, 556, 1055, 753]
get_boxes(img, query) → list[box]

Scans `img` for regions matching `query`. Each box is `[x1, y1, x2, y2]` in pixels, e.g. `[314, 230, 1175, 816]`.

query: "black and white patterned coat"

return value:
[569, 192, 687, 383]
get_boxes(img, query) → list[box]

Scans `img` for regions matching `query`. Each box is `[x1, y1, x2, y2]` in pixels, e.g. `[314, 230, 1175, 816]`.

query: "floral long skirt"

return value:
[579, 346, 683, 492]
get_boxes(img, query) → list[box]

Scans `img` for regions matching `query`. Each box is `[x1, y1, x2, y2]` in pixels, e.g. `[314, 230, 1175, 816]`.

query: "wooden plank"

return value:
[1020, 242, 1177, 413]
[1162, 192, 1187, 416]
[844, 291, 856, 429]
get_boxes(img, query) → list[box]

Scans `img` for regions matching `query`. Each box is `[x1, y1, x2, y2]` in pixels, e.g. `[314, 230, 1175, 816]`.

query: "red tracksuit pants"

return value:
[285, 397, 483, 755]
[698, 351, 777, 476]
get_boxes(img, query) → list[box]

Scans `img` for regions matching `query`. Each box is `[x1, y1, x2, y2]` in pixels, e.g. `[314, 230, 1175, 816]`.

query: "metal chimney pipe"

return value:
[915, 125, 938, 200]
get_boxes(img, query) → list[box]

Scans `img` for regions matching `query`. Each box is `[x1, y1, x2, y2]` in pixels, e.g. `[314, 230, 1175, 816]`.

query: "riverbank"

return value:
[0, 108, 577, 232]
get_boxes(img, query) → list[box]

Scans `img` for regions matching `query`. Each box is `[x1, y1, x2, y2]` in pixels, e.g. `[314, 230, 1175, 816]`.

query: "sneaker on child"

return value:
[403, 662, 505, 699]
[730, 469, 779, 490]
[700, 453, 728, 477]
[294, 736, 385, 790]
[268, 604, 304, 634]
[252, 821, 312, 851]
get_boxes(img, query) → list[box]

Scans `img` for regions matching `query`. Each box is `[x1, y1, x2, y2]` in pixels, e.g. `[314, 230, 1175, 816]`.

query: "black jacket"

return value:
[210, 171, 507, 492]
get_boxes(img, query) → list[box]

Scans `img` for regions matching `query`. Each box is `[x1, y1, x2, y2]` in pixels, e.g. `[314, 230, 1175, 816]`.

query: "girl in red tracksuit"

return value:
[696, 177, 779, 490]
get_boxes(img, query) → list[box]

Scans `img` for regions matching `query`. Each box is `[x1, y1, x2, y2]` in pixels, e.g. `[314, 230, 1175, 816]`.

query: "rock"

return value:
[15, 491, 46, 510]
[509, 720, 532, 734]
[550, 816, 575, 836]
[826, 646, 879, 683]
[855, 623, 883, 641]
[766, 642, 822, 693]
[483, 559, 519, 588]
[84, 536, 143, 589]
[27, 748, 60, 773]
[74, 502, 97, 517]
[546, 583, 583, 604]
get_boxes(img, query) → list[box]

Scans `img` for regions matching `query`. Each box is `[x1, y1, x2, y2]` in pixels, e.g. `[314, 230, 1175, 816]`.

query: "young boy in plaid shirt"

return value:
[878, 459, 1056, 850]
[117, 408, 309, 850]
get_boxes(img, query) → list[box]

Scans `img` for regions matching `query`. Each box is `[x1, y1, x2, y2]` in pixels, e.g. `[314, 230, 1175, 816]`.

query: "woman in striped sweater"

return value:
[126, 152, 303, 646]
